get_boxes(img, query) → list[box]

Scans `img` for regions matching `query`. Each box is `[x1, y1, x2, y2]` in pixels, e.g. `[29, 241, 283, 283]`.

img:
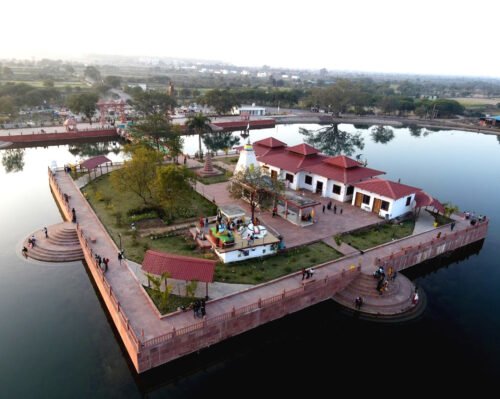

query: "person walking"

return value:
[333, 204, 337, 214]
[450, 221, 456, 231]
[322, 204, 325, 213]
[43, 227, 48, 238]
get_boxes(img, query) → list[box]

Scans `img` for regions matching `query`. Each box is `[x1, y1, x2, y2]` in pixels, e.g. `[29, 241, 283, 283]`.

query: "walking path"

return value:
[43, 167, 487, 370]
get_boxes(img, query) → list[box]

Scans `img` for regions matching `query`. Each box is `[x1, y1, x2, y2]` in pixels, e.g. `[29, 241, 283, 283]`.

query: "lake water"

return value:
[1, 124, 499, 396]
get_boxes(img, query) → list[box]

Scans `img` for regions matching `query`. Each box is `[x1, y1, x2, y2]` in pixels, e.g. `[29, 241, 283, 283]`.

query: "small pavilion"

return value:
[79, 155, 113, 179]
[142, 250, 217, 298]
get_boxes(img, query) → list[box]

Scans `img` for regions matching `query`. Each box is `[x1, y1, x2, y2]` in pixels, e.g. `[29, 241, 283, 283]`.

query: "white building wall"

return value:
[216, 244, 277, 263]
[352, 188, 415, 219]
[389, 194, 415, 219]
[325, 180, 350, 202]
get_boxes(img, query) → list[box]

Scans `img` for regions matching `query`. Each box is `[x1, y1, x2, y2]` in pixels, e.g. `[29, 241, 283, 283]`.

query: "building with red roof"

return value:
[250, 137, 385, 203]
[142, 250, 217, 297]
[352, 178, 422, 219]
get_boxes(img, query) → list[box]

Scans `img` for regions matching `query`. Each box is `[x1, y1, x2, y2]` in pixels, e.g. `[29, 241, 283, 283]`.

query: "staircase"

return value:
[24, 222, 84, 262]
[332, 272, 421, 319]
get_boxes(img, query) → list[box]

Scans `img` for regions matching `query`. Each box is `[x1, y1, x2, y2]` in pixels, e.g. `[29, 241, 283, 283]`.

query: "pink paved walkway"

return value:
[51, 169, 483, 344]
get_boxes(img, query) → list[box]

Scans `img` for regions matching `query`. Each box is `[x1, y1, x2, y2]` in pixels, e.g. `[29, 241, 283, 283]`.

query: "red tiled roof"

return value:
[415, 191, 445, 213]
[142, 250, 217, 282]
[353, 178, 421, 199]
[258, 151, 326, 173]
[79, 155, 112, 170]
[287, 143, 319, 156]
[307, 163, 385, 184]
[323, 155, 361, 169]
[253, 137, 287, 148]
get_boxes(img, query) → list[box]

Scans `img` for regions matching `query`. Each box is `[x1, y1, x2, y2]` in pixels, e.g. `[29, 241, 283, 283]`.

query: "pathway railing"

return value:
[48, 167, 141, 351]
[141, 267, 359, 348]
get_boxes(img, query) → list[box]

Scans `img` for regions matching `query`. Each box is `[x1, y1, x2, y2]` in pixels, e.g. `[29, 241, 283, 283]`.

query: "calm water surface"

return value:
[1, 125, 499, 396]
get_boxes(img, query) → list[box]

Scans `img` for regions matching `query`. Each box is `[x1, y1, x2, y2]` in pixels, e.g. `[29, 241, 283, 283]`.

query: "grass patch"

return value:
[340, 220, 415, 251]
[82, 172, 217, 263]
[213, 242, 342, 284]
[143, 286, 198, 315]
[195, 170, 232, 185]
[217, 156, 239, 165]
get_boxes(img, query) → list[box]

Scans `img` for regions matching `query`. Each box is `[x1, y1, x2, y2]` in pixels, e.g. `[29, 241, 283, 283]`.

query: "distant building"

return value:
[232, 105, 266, 116]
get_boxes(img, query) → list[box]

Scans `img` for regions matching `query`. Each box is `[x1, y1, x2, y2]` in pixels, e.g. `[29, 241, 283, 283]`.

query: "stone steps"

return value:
[24, 222, 84, 263]
[332, 272, 417, 317]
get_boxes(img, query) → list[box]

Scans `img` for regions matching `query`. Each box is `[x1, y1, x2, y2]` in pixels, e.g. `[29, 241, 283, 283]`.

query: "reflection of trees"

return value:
[408, 124, 422, 137]
[1, 149, 25, 173]
[203, 132, 240, 154]
[68, 141, 119, 157]
[371, 125, 395, 144]
[299, 123, 364, 156]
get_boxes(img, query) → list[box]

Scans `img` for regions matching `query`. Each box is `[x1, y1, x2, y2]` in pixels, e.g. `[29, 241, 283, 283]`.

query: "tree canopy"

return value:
[203, 132, 240, 154]
[110, 145, 163, 205]
[130, 91, 176, 116]
[130, 113, 184, 155]
[67, 92, 98, 122]
[229, 165, 284, 222]
[185, 113, 212, 159]
[202, 89, 238, 114]
[299, 123, 364, 156]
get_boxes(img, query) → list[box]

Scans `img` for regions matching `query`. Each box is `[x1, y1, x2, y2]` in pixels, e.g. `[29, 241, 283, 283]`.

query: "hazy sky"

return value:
[2, 0, 499, 78]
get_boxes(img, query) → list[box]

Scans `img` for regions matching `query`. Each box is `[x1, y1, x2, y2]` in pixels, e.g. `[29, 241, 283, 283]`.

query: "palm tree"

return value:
[186, 113, 212, 159]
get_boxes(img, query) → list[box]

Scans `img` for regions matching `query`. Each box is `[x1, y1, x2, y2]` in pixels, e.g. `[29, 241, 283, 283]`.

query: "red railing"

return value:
[141, 268, 358, 348]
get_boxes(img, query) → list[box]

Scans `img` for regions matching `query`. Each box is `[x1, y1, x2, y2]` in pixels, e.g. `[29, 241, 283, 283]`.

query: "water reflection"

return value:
[403, 239, 484, 280]
[370, 125, 395, 144]
[497, 135, 500, 145]
[299, 123, 364, 156]
[68, 141, 121, 157]
[203, 132, 241, 153]
[1, 148, 25, 173]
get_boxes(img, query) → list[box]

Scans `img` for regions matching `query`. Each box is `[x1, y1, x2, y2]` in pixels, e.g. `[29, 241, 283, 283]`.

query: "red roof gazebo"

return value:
[142, 250, 217, 298]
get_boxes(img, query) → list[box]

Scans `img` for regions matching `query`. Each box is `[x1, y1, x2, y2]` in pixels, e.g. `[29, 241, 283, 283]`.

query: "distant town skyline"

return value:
[2, 0, 500, 79]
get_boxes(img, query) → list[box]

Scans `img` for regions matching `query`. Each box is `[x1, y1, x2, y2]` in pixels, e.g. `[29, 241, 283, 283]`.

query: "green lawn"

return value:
[340, 220, 415, 251]
[81, 172, 342, 286]
[82, 172, 217, 263]
[194, 168, 232, 184]
[214, 242, 342, 284]
[143, 287, 198, 315]
[217, 156, 239, 165]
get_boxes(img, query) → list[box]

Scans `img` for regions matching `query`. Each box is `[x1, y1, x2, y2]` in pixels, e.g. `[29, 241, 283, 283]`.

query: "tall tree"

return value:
[229, 165, 284, 222]
[130, 91, 176, 116]
[130, 113, 180, 152]
[185, 113, 212, 159]
[110, 145, 163, 205]
[67, 92, 98, 123]
[202, 89, 238, 114]
[203, 132, 240, 155]
[299, 123, 364, 156]
[84, 66, 101, 82]
[152, 164, 195, 221]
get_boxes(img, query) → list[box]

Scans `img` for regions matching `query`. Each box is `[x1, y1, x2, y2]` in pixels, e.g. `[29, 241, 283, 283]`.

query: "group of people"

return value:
[464, 211, 487, 226]
[27, 235, 36, 248]
[301, 267, 315, 280]
[325, 200, 342, 215]
[95, 254, 110, 272]
[192, 299, 206, 319]
[373, 265, 395, 295]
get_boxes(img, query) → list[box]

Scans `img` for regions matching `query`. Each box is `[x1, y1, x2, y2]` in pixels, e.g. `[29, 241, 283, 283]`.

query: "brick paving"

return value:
[48, 168, 484, 344]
